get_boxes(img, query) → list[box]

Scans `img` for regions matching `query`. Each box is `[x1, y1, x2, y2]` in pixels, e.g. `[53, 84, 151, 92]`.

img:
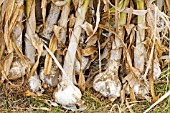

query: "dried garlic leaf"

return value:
[81, 22, 93, 36]
[0, 32, 5, 59]
[0, 0, 5, 6]
[11, 36, 30, 68]
[25, 0, 33, 16]
[81, 47, 97, 56]
[24, 90, 37, 97]
[86, 0, 100, 42]
[72, 0, 84, 10]
[8, 6, 20, 36]
[44, 32, 59, 75]
[124, 24, 135, 35]
[78, 70, 86, 91]
[3, 52, 13, 76]
[41, 0, 47, 26]
[76, 49, 86, 91]
[86, 35, 98, 47]
[52, 0, 67, 6]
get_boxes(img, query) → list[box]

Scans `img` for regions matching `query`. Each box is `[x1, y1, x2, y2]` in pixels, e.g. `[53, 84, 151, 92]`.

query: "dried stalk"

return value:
[40, 0, 71, 87]
[58, 0, 71, 44]
[53, 0, 90, 107]
[134, 0, 146, 75]
[63, 0, 90, 82]
[41, 2, 60, 40]
[93, 0, 129, 101]
[25, 0, 36, 65]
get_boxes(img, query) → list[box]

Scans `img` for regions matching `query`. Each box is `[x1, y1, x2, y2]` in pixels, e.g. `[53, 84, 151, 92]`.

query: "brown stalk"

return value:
[44, 35, 58, 75]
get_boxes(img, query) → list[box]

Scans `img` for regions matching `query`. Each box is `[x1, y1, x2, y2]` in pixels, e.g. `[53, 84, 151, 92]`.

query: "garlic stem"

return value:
[25, 0, 36, 65]
[134, 0, 146, 74]
[63, 0, 90, 82]
[41, 3, 60, 40]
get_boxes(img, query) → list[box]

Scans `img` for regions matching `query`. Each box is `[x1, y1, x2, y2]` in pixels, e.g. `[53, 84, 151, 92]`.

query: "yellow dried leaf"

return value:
[78, 70, 86, 92]
[124, 24, 135, 35]
[69, 14, 76, 28]
[44, 35, 58, 75]
[52, 0, 67, 6]
[41, 0, 47, 26]
[3, 52, 13, 76]
[0, 31, 5, 59]
[81, 47, 97, 56]
[86, 0, 100, 42]
[26, 0, 34, 17]
[86, 35, 98, 47]
[24, 90, 37, 97]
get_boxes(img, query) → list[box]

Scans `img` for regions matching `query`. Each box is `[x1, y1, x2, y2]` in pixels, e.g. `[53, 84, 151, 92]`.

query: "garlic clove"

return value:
[54, 82, 82, 106]
[93, 70, 121, 101]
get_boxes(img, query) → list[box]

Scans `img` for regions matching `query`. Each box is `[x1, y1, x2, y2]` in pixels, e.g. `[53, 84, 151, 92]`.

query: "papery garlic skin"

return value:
[75, 56, 89, 73]
[153, 57, 161, 80]
[54, 82, 82, 106]
[29, 74, 44, 92]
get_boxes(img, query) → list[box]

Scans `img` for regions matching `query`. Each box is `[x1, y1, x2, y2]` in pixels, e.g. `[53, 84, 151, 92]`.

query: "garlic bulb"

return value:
[93, 47, 122, 101]
[93, 68, 121, 101]
[40, 67, 59, 87]
[43, 44, 82, 107]
[29, 73, 44, 92]
[9, 59, 26, 80]
[125, 82, 151, 102]
[126, 83, 149, 95]
[54, 80, 82, 106]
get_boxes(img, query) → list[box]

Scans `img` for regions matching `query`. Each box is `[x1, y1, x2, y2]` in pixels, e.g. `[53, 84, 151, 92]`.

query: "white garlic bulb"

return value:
[126, 83, 149, 95]
[29, 73, 44, 92]
[93, 69, 121, 101]
[9, 59, 26, 80]
[54, 81, 82, 106]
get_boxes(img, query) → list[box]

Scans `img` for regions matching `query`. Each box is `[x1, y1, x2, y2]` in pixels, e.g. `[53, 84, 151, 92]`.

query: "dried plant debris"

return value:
[0, 0, 169, 112]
